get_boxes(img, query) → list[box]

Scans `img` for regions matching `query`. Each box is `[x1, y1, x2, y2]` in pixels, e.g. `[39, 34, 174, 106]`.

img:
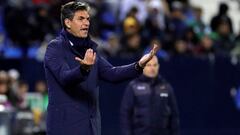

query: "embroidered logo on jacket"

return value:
[160, 93, 168, 97]
[133, 83, 150, 96]
[137, 86, 146, 90]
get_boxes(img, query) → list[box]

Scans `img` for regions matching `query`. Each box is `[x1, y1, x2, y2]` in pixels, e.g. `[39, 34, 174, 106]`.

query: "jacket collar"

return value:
[139, 75, 164, 85]
[60, 29, 98, 51]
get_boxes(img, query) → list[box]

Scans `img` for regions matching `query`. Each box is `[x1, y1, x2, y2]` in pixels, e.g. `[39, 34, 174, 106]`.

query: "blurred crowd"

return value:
[0, 69, 48, 135]
[0, 0, 239, 61]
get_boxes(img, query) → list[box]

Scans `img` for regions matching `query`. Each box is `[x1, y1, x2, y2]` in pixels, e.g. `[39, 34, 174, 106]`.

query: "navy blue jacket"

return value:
[120, 75, 180, 135]
[44, 30, 142, 135]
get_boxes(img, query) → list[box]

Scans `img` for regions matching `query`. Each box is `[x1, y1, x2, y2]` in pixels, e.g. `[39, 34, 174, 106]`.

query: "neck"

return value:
[61, 29, 97, 52]
[65, 29, 87, 40]
[66, 29, 80, 38]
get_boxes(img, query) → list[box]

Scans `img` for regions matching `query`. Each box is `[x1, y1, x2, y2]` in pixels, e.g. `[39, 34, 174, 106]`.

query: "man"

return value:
[44, 1, 158, 135]
[120, 56, 180, 135]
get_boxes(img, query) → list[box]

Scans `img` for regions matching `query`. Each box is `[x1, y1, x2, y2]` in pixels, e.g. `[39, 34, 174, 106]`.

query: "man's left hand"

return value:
[138, 44, 159, 68]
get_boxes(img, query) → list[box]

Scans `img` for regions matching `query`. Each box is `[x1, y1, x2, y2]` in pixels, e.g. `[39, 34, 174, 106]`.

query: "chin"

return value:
[146, 75, 155, 78]
[80, 34, 88, 38]
[150, 74, 158, 78]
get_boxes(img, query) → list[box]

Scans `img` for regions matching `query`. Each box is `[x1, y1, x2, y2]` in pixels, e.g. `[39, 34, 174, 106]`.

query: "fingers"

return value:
[78, 49, 96, 65]
[86, 49, 95, 64]
[150, 43, 159, 56]
[93, 52, 96, 63]
[75, 57, 83, 64]
[85, 49, 92, 62]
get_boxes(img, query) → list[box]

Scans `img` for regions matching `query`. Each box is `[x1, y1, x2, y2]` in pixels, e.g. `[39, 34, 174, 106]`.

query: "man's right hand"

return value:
[75, 49, 96, 71]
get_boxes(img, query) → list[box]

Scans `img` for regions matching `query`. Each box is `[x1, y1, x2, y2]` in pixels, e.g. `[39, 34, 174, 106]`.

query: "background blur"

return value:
[0, 0, 240, 135]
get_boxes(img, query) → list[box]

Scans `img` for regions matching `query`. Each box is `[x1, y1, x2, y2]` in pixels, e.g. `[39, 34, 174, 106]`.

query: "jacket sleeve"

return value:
[120, 83, 135, 135]
[168, 85, 180, 135]
[98, 56, 142, 83]
[44, 40, 89, 87]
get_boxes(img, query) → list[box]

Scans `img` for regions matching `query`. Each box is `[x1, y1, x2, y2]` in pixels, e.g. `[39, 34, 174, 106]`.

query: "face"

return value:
[143, 56, 159, 78]
[218, 22, 230, 35]
[35, 81, 46, 93]
[65, 10, 90, 38]
[127, 34, 140, 49]
[175, 40, 187, 54]
[201, 36, 213, 50]
[18, 84, 29, 96]
[0, 81, 8, 94]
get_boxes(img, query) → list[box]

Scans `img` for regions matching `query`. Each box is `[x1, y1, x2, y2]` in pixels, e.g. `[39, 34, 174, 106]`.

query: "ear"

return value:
[64, 18, 71, 29]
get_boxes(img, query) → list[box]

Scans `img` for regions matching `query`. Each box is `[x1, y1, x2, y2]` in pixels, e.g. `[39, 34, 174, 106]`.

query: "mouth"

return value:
[81, 28, 89, 33]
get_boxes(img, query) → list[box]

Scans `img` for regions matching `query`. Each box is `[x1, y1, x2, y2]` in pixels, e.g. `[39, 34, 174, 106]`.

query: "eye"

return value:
[78, 16, 90, 21]
[79, 17, 84, 20]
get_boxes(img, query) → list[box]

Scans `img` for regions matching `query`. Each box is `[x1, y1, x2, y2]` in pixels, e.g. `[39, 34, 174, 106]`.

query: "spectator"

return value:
[122, 7, 141, 36]
[173, 39, 190, 56]
[190, 6, 209, 38]
[0, 70, 19, 109]
[34, 80, 48, 113]
[32, 4, 56, 42]
[144, 0, 168, 42]
[165, 1, 187, 41]
[194, 35, 215, 57]
[31, 80, 48, 133]
[182, 27, 199, 51]
[119, 0, 147, 25]
[16, 80, 30, 110]
[231, 27, 240, 59]
[0, 70, 11, 108]
[214, 21, 235, 55]
[94, 1, 117, 40]
[210, 2, 233, 33]
[119, 33, 143, 59]
[3, 1, 35, 57]
[7, 69, 21, 108]
[97, 33, 121, 58]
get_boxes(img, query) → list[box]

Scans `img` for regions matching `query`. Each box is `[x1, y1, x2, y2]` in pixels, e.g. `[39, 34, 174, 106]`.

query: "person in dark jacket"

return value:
[121, 56, 180, 135]
[44, 1, 159, 135]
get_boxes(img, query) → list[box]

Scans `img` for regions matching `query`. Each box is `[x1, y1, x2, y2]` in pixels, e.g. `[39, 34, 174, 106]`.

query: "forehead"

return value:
[73, 10, 89, 18]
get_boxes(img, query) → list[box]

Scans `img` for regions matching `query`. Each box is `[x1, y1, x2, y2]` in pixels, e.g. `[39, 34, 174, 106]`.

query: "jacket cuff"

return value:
[80, 66, 90, 76]
[134, 62, 144, 73]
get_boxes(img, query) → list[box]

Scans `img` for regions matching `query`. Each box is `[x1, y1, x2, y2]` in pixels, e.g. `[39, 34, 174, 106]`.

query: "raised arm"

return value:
[98, 44, 159, 83]
[98, 56, 141, 83]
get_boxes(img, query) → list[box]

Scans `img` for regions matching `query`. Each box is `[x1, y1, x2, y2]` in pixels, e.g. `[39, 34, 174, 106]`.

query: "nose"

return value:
[83, 19, 90, 26]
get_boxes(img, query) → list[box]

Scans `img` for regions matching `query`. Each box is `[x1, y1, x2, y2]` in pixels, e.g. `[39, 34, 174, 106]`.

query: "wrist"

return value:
[80, 66, 90, 75]
[135, 62, 144, 72]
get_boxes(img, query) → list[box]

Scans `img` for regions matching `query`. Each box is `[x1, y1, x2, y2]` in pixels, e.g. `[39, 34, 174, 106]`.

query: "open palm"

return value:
[139, 44, 159, 68]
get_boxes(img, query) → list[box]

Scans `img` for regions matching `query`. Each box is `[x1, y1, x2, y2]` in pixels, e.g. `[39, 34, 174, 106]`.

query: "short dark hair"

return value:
[61, 1, 90, 29]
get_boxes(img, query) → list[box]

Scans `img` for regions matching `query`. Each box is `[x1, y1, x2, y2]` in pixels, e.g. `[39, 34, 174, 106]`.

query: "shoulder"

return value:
[47, 36, 64, 48]
[128, 78, 140, 86]
[44, 36, 66, 59]
[157, 77, 174, 92]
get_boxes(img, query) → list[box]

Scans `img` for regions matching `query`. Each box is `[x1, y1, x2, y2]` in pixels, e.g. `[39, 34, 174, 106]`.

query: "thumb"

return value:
[75, 57, 84, 64]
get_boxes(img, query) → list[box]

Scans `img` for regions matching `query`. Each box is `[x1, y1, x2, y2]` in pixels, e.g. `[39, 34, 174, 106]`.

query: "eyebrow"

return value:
[78, 16, 90, 20]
